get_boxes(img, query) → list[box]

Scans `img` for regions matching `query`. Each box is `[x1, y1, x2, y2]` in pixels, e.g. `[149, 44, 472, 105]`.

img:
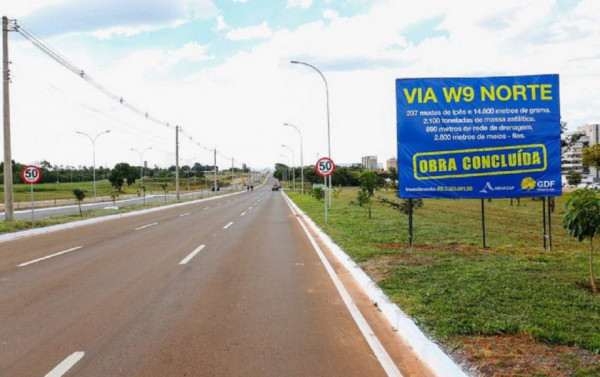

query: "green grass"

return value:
[287, 190, 600, 355]
[0, 190, 226, 235]
[2, 173, 246, 203]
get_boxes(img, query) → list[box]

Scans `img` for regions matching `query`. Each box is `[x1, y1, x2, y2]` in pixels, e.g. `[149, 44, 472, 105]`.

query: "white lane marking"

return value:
[44, 351, 85, 377]
[217, 202, 223, 206]
[203, 207, 210, 210]
[248, 206, 253, 210]
[18, 246, 83, 267]
[179, 244, 205, 265]
[223, 221, 233, 229]
[240, 212, 246, 217]
[135, 222, 158, 231]
[282, 195, 403, 377]
[179, 212, 191, 217]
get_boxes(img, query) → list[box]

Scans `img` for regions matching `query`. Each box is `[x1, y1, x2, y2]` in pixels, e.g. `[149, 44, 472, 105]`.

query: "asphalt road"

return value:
[0, 180, 434, 376]
[0, 186, 242, 221]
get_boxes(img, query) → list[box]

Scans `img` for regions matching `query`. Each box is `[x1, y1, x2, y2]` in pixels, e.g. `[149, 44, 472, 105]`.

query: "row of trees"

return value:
[273, 163, 398, 187]
[0, 160, 248, 186]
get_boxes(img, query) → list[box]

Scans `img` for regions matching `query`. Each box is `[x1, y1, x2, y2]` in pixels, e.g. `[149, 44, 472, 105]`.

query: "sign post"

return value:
[315, 157, 336, 223]
[396, 74, 561, 248]
[21, 165, 42, 225]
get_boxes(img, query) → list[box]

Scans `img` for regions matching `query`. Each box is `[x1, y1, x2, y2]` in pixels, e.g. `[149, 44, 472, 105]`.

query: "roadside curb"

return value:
[0, 190, 247, 244]
[282, 192, 470, 377]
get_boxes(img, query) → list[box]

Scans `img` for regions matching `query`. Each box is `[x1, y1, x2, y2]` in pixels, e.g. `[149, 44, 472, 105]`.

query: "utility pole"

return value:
[213, 149, 217, 190]
[3, 17, 14, 221]
[175, 126, 180, 200]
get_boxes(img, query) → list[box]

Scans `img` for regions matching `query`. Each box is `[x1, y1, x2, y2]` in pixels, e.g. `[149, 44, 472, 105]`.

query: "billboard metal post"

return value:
[548, 197, 553, 251]
[481, 199, 487, 249]
[408, 199, 414, 248]
[542, 197, 547, 250]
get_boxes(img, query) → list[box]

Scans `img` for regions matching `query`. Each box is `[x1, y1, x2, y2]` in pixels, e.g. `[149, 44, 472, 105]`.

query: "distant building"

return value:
[562, 124, 600, 181]
[361, 156, 378, 170]
[385, 157, 397, 171]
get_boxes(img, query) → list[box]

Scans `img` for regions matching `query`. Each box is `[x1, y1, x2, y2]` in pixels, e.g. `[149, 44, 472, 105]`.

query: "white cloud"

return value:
[2, 0, 600, 170]
[286, 0, 313, 9]
[226, 21, 273, 40]
[323, 9, 339, 19]
[166, 43, 214, 64]
[215, 15, 228, 31]
[18, 0, 218, 37]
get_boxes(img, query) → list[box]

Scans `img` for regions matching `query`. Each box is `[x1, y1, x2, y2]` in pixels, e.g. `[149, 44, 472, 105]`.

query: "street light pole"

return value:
[130, 146, 152, 186]
[279, 154, 291, 189]
[281, 144, 296, 191]
[76, 130, 110, 202]
[290, 60, 332, 206]
[283, 123, 304, 194]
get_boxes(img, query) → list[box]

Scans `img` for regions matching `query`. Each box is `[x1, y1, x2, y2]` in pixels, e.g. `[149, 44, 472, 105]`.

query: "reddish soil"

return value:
[452, 334, 600, 377]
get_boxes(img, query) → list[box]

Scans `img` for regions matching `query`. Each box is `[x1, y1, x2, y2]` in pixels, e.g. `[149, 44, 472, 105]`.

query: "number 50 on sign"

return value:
[21, 165, 42, 184]
[315, 157, 335, 177]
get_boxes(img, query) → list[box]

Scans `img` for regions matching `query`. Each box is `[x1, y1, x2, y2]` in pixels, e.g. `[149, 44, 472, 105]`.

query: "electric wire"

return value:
[9, 19, 244, 169]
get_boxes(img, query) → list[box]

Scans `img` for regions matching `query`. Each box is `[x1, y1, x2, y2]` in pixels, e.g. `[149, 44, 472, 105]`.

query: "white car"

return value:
[589, 182, 600, 190]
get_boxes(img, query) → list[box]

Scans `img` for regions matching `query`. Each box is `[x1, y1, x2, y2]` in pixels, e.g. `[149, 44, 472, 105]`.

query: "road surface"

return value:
[0, 186, 242, 221]
[0, 180, 434, 376]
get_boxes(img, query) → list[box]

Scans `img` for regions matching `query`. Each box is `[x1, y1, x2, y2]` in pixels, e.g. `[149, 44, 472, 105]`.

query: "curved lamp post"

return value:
[76, 129, 110, 202]
[290, 60, 332, 206]
[283, 123, 304, 194]
[281, 144, 296, 191]
[130, 146, 152, 186]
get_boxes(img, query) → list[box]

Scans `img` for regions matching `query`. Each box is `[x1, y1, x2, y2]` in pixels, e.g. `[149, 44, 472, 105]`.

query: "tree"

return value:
[566, 170, 583, 186]
[109, 163, 138, 192]
[582, 144, 600, 170]
[357, 170, 379, 219]
[563, 188, 600, 294]
[73, 189, 86, 216]
[110, 190, 119, 206]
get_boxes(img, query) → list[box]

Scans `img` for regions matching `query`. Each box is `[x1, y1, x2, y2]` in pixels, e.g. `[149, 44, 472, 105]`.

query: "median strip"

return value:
[134, 222, 158, 231]
[18, 246, 83, 267]
[44, 351, 85, 377]
[179, 244, 205, 265]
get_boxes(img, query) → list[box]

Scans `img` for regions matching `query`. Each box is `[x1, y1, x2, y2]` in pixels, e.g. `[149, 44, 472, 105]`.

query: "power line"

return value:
[9, 19, 244, 169]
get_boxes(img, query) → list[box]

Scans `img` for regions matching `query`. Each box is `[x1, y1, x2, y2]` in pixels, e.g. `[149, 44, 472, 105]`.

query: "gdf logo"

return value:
[537, 180, 556, 188]
[521, 177, 535, 190]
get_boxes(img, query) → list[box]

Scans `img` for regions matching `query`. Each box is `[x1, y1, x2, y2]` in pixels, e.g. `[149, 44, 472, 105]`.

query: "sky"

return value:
[1, 0, 599, 171]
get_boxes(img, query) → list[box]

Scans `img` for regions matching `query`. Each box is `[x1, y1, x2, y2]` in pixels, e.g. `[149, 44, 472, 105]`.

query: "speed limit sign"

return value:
[315, 157, 336, 177]
[21, 165, 42, 184]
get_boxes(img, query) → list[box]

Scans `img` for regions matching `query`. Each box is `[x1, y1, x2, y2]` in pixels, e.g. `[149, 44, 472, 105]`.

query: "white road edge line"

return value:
[18, 246, 83, 267]
[281, 192, 468, 377]
[44, 351, 85, 377]
[223, 222, 233, 229]
[281, 195, 402, 377]
[179, 212, 191, 217]
[179, 244, 205, 265]
[135, 222, 158, 231]
[240, 212, 246, 217]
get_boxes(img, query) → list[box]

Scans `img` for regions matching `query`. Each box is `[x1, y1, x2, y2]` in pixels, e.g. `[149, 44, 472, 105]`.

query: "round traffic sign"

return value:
[315, 157, 336, 177]
[21, 165, 42, 184]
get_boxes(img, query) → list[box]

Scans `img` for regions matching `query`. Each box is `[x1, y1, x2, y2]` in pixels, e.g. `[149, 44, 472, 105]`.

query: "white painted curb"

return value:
[0, 190, 247, 244]
[283, 192, 470, 377]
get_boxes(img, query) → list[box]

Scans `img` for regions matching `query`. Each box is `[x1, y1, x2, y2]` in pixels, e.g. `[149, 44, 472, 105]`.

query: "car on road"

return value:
[272, 183, 280, 191]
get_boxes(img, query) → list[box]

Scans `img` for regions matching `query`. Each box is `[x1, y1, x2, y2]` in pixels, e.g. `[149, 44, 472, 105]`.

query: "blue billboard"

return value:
[396, 74, 561, 199]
